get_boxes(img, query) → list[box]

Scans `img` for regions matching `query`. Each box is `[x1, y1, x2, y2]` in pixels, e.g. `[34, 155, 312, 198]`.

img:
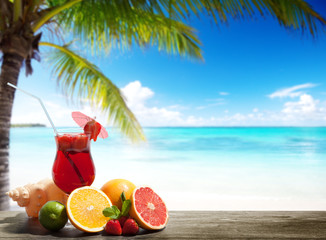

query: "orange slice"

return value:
[129, 186, 168, 230]
[66, 186, 112, 232]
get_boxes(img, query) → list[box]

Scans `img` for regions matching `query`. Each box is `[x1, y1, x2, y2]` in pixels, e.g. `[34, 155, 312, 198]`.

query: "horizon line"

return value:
[11, 124, 326, 128]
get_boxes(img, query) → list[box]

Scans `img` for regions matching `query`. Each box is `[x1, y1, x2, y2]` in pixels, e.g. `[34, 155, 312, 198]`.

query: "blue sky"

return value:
[11, 1, 326, 127]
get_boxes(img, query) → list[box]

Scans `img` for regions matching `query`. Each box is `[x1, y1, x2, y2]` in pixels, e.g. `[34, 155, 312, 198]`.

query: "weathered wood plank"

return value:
[0, 211, 326, 239]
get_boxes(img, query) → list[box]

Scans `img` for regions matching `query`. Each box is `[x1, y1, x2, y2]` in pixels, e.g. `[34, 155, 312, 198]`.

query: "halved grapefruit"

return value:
[129, 186, 168, 230]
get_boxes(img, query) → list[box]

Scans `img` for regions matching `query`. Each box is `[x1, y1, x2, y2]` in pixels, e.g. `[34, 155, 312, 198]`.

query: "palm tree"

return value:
[0, 0, 325, 210]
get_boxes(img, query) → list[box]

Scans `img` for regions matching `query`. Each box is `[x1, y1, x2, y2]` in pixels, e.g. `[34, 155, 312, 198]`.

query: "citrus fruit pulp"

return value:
[129, 186, 168, 230]
[38, 201, 68, 231]
[66, 186, 112, 232]
[101, 179, 136, 210]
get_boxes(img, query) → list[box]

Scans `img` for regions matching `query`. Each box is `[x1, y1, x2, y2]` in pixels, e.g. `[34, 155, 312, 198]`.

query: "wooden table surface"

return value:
[1, 211, 326, 239]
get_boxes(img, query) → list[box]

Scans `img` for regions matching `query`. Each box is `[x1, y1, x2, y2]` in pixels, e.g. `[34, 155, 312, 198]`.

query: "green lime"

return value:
[38, 201, 68, 231]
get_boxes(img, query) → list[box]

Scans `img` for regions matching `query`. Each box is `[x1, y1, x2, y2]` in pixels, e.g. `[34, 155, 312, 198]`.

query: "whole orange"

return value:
[100, 179, 136, 210]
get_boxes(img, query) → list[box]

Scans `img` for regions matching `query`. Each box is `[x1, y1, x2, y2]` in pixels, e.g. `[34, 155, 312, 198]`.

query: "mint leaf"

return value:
[102, 206, 121, 219]
[121, 199, 131, 217]
[121, 191, 126, 203]
[102, 207, 115, 217]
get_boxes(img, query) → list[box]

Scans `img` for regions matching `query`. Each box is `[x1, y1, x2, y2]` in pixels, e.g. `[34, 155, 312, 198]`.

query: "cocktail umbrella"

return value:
[71, 111, 108, 141]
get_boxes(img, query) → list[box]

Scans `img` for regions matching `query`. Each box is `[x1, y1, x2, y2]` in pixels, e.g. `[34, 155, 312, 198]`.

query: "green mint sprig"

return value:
[102, 192, 131, 219]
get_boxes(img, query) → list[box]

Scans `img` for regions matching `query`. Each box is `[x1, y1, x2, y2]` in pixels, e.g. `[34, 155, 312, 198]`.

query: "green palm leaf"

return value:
[31, 1, 326, 61]
[159, 0, 326, 36]
[50, 0, 203, 58]
[237, 0, 326, 36]
[36, 0, 325, 57]
[40, 41, 145, 142]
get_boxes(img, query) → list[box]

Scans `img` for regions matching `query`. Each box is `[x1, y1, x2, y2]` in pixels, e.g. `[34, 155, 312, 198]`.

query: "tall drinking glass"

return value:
[6, 84, 99, 194]
[52, 132, 95, 194]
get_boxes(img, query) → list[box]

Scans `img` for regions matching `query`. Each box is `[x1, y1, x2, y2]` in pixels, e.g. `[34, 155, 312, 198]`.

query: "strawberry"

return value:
[122, 218, 139, 236]
[119, 216, 129, 228]
[72, 133, 89, 151]
[57, 134, 72, 152]
[102, 193, 133, 234]
[105, 219, 122, 236]
[83, 120, 101, 141]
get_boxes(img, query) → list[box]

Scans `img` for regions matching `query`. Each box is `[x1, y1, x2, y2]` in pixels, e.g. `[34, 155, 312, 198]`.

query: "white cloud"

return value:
[259, 83, 326, 125]
[121, 81, 154, 108]
[121, 81, 183, 126]
[219, 92, 229, 96]
[282, 94, 318, 114]
[268, 83, 316, 99]
[11, 80, 326, 128]
[121, 81, 326, 126]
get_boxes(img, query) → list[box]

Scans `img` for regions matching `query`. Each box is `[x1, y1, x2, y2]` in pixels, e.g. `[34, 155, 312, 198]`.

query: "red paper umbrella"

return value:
[71, 111, 108, 141]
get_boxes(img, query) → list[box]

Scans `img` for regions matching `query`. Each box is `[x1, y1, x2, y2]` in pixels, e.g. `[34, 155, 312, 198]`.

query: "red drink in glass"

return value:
[52, 133, 95, 194]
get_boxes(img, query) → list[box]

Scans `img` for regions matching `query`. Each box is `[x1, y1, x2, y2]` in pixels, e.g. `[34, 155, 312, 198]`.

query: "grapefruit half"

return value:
[129, 186, 168, 230]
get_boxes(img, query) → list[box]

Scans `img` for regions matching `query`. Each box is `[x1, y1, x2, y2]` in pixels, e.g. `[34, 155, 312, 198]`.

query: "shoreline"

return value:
[10, 123, 46, 128]
[10, 125, 326, 128]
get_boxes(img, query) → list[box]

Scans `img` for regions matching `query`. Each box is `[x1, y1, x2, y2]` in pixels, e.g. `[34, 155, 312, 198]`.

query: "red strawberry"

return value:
[122, 218, 139, 236]
[83, 120, 101, 141]
[57, 134, 72, 152]
[119, 216, 129, 228]
[72, 133, 89, 151]
[105, 219, 122, 236]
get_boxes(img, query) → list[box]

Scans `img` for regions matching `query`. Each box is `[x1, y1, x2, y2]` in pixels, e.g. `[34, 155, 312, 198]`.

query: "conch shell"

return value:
[7, 178, 68, 218]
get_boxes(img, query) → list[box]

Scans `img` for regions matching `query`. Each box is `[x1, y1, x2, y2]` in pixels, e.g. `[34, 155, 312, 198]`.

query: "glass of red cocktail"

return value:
[6, 84, 108, 194]
[52, 132, 95, 194]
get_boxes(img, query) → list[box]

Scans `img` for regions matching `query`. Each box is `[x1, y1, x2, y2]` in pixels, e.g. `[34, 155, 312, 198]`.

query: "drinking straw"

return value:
[7, 82, 58, 136]
[64, 151, 86, 186]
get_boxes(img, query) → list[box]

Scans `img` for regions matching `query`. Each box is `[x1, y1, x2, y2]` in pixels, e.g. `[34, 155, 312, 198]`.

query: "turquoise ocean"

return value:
[9, 127, 326, 210]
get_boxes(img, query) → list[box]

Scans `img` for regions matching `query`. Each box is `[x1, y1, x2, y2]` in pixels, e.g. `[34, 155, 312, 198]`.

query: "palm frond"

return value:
[32, 0, 81, 32]
[53, 0, 203, 59]
[173, 0, 326, 37]
[40, 41, 145, 142]
[38, 0, 325, 59]
[254, 0, 326, 36]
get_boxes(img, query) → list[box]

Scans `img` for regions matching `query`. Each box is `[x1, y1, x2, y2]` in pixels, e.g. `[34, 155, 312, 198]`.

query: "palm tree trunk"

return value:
[0, 53, 24, 210]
